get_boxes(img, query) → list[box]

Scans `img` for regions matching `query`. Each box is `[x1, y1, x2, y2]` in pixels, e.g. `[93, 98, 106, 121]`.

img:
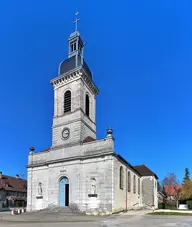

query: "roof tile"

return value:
[0, 175, 27, 192]
[133, 165, 158, 179]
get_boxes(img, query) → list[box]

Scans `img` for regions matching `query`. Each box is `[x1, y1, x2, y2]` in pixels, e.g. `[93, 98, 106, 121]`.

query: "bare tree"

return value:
[162, 173, 182, 209]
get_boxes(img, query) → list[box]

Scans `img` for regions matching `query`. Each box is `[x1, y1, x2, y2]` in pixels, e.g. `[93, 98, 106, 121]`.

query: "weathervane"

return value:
[73, 12, 80, 32]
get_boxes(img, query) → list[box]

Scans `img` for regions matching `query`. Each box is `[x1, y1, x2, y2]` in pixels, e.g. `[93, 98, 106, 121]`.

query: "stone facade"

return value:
[27, 139, 115, 212]
[141, 176, 158, 209]
[52, 77, 96, 148]
[27, 23, 158, 214]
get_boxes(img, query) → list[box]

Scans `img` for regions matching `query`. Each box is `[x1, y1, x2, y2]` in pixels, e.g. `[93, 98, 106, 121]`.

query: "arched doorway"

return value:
[59, 177, 69, 207]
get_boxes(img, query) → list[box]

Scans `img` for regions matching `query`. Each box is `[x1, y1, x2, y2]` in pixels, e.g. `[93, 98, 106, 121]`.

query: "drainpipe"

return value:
[126, 168, 128, 211]
[152, 176, 154, 209]
[29, 146, 35, 211]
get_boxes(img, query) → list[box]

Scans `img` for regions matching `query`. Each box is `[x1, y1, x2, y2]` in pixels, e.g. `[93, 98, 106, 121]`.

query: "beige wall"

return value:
[141, 176, 158, 209]
[113, 157, 141, 212]
[153, 177, 158, 208]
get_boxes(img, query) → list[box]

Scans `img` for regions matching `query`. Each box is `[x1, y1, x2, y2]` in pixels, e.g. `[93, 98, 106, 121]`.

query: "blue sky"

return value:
[0, 0, 191, 182]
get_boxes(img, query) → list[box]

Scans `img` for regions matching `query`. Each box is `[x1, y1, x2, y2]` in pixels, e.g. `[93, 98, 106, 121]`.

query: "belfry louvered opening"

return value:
[85, 94, 90, 117]
[64, 90, 71, 113]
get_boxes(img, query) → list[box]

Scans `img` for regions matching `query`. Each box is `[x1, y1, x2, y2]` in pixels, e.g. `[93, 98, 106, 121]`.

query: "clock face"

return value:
[62, 128, 70, 140]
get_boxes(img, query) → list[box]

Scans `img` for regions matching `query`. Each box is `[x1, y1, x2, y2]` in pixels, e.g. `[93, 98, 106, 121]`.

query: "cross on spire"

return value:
[73, 12, 80, 32]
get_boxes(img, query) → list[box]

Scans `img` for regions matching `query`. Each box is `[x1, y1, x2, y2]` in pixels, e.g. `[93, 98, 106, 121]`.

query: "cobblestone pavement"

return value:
[0, 212, 192, 227]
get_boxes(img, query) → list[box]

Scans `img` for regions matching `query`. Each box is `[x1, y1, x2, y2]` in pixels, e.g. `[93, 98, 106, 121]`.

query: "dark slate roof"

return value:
[133, 165, 158, 179]
[83, 136, 96, 143]
[0, 175, 27, 192]
[115, 154, 141, 176]
[59, 55, 92, 80]
[39, 147, 50, 153]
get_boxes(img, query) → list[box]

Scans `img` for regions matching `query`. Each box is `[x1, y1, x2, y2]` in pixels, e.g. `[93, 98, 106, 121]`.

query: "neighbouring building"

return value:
[157, 191, 166, 204]
[163, 185, 182, 201]
[0, 172, 27, 209]
[27, 15, 158, 214]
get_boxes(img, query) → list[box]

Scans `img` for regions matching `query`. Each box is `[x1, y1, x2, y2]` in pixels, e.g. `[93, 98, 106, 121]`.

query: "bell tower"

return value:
[50, 13, 99, 148]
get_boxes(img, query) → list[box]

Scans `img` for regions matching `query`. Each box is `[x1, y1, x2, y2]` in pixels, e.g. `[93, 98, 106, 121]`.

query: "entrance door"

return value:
[65, 184, 69, 206]
[59, 177, 69, 207]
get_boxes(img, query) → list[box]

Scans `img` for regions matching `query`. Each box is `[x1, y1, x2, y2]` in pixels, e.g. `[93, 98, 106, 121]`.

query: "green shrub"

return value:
[158, 202, 176, 210]
[158, 203, 165, 209]
[186, 200, 192, 206]
[186, 200, 192, 209]
[165, 203, 176, 210]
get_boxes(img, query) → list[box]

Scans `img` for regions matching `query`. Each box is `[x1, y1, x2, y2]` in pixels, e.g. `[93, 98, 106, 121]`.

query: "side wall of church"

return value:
[153, 177, 158, 208]
[113, 157, 142, 212]
[141, 176, 158, 209]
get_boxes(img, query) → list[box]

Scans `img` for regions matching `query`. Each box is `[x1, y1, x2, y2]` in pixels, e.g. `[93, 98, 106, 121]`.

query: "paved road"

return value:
[0, 211, 103, 227]
[104, 214, 192, 227]
[0, 212, 192, 227]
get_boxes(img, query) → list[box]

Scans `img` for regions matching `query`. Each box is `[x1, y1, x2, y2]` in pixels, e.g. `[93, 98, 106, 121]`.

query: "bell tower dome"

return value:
[51, 13, 99, 148]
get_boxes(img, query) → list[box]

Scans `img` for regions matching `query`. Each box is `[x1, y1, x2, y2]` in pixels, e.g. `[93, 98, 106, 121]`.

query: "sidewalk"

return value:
[119, 209, 151, 216]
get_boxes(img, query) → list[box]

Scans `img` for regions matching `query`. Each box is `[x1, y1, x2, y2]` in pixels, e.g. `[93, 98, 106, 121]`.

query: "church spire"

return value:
[73, 12, 80, 32]
[68, 12, 84, 60]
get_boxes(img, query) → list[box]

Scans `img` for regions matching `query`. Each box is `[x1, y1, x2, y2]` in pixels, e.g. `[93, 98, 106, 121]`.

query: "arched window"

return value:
[85, 94, 90, 117]
[138, 178, 140, 195]
[120, 166, 124, 190]
[64, 90, 71, 113]
[133, 175, 136, 194]
[128, 171, 131, 192]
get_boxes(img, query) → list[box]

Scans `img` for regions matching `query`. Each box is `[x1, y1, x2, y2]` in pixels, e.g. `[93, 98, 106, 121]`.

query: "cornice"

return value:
[26, 151, 114, 168]
[80, 68, 99, 95]
[50, 67, 99, 96]
[53, 108, 96, 126]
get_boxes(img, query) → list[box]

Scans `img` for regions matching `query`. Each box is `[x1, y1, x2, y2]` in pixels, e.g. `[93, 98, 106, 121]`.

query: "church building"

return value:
[27, 16, 158, 214]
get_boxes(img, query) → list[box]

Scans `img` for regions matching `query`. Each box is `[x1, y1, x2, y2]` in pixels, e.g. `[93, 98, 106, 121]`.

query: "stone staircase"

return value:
[25, 206, 84, 216]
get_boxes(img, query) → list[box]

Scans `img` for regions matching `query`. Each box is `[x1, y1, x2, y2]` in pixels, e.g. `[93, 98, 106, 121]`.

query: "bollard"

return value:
[14, 209, 18, 215]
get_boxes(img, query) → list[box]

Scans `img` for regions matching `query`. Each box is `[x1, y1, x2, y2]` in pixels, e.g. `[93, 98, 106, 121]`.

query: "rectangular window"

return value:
[133, 175, 136, 194]
[128, 171, 131, 192]
[138, 178, 140, 195]
[120, 166, 124, 190]
[74, 42, 76, 51]
[70, 44, 73, 52]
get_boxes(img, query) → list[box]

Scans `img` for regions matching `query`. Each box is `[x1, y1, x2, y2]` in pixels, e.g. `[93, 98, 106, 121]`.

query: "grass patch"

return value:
[149, 212, 192, 216]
